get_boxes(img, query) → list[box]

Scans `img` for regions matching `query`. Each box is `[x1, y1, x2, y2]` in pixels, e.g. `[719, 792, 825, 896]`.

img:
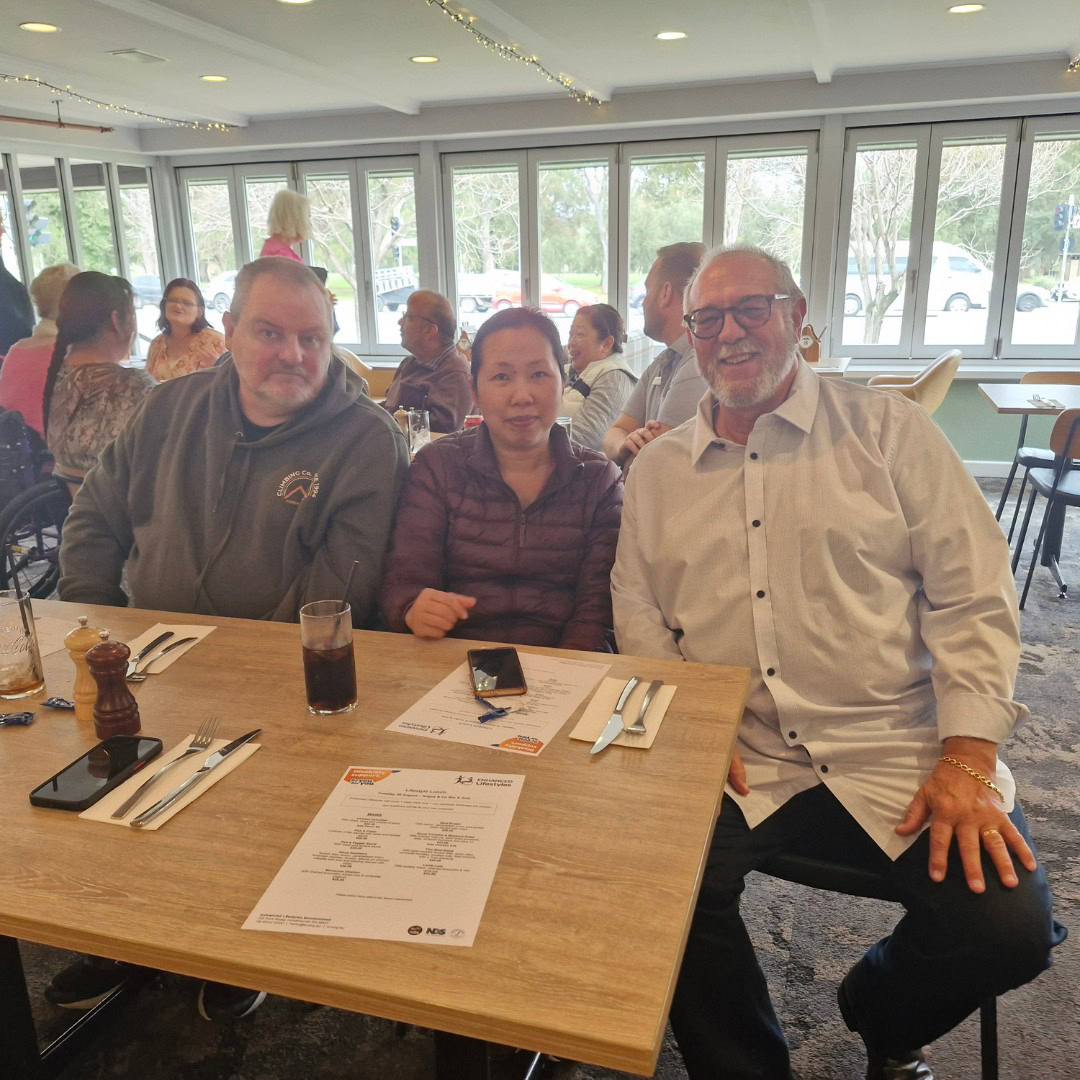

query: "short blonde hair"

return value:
[30, 262, 79, 320]
[266, 190, 312, 244]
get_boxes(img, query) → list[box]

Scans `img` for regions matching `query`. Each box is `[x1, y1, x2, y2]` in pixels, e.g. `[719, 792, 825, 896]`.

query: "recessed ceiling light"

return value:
[200, 74, 228, 82]
[19, 21, 60, 32]
[410, 55, 440, 64]
[947, 3, 985, 12]
[277, 0, 316, 4]
[655, 30, 687, 40]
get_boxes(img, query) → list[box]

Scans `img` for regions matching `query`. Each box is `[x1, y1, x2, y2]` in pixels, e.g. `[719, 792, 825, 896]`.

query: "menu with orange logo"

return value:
[385, 651, 610, 756]
[243, 766, 523, 945]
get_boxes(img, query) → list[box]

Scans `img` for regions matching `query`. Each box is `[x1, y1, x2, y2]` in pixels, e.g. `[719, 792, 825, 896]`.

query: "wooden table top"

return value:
[977, 382, 1080, 415]
[1, 601, 747, 1076]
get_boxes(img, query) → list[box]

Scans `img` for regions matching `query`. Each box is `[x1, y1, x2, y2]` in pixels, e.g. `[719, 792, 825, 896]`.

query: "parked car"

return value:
[204, 271, 237, 313]
[1015, 283, 1051, 312]
[493, 274, 603, 316]
[457, 272, 494, 314]
[130, 275, 163, 309]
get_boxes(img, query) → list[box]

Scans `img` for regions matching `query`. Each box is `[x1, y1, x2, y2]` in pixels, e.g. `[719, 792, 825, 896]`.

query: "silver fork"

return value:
[111, 716, 220, 819]
[625, 679, 663, 736]
[127, 637, 198, 682]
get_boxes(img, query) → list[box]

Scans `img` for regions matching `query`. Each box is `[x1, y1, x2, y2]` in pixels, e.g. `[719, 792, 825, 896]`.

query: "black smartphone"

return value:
[467, 647, 528, 697]
[29, 736, 163, 811]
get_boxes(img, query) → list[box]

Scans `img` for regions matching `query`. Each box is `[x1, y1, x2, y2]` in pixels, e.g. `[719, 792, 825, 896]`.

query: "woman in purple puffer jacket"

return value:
[380, 307, 622, 653]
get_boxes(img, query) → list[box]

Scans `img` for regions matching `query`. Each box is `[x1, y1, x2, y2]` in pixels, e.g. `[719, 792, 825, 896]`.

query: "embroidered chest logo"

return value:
[277, 470, 320, 505]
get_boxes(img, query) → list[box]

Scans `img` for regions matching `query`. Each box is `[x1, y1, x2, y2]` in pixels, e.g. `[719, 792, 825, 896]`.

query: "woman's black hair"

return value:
[157, 277, 211, 335]
[43, 272, 134, 437]
[577, 303, 626, 353]
[469, 306, 565, 385]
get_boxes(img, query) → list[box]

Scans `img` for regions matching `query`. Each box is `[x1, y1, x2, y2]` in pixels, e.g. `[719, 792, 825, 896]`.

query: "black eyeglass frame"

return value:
[683, 294, 792, 340]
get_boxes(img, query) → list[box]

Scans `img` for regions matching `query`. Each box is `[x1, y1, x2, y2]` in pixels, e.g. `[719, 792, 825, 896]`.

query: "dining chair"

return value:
[866, 349, 962, 415]
[760, 841, 999, 1080]
[996, 371, 1080, 540]
[1011, 408, 1080, 609]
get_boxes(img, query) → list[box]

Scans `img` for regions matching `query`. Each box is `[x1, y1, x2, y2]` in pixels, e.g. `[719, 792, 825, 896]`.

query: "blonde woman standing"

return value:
[260, 190, 311, 262]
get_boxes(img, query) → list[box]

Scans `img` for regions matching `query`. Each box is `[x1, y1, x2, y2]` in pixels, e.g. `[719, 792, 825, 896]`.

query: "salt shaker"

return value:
[86, 634, 141, 739]
[65, 615, 108, 725]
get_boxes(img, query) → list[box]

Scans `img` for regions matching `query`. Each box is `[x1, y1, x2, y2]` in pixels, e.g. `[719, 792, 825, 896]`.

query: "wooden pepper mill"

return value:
[86, 634, 141, 739]
[65, 615, 108, 725]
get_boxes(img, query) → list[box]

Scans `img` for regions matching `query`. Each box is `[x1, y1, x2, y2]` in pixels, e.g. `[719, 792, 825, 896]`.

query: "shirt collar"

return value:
[659, 332, 694, 365]
[409, 342, 458, 371]
[689, 359, 820, 466]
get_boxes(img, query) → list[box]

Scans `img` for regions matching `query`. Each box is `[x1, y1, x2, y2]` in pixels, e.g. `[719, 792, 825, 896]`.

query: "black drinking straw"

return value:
[342, 560, 360, 608]
[7, 546, 32, 636]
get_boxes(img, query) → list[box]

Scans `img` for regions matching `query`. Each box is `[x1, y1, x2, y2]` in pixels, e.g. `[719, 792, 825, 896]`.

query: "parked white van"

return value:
[844, 241, 993, 316]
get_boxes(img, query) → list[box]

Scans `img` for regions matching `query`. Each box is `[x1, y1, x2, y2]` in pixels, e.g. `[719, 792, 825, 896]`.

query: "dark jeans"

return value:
[669, 785, 1067, 1080]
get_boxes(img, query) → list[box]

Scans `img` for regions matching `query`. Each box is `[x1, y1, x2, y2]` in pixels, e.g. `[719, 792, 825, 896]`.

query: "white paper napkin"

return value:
[568, 677, 677, 750]
[124, 623, 216, 675]
[79, 734, 259, 830]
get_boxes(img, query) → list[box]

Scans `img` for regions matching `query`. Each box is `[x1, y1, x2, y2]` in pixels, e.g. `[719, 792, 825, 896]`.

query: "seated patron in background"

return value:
[603, 242, 707, 467]
[383, 290, 473, 433]
[561, 303, 637, 452]
[259, 189, 310, 262]
[146, 278, 225, 381]
[381, 306, 622, 652]
[55, 256, 408, 1022]
[611, 244, 1066, 1080]
[43, 272, 154, 486]
[0, 261, 79, 437]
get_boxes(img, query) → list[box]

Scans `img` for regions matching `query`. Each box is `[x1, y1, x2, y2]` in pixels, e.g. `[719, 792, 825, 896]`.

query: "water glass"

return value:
[0, 591, 44, 699]
[555, 416, 573, 440]
[407, 408, 431, 453]
[299, 600, 357, 715]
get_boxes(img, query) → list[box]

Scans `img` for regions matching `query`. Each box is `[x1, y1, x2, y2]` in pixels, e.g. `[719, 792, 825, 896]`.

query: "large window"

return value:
[368, 169, 418, 345]
[181, 173, 237, 330]
[303, 170, 362, 344]
[18, 156, 70, 279]
[70, 160, 119, 275]
[244, 173, 289, 261]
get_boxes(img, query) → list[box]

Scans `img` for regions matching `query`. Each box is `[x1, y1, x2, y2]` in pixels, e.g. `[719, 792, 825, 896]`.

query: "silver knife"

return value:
[129, 729, 261, 828]
[125, 631, 174, 676]
[590, 676, 640, 755]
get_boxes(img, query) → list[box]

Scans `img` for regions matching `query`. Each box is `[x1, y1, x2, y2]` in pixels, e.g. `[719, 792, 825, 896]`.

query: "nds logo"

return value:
[277, 470, 320, 505]
[425, 927, 446, 936]
[406, 925, 446, 936]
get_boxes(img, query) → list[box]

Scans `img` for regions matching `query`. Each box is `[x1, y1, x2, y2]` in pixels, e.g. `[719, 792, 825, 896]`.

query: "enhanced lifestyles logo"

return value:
[277, 469, 320, 505]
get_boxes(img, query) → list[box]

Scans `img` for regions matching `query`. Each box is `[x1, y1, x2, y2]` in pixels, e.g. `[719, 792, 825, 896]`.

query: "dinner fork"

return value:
[625, 679, 663, 736]
[126, 637, 198, 682]
[111, 716, 220, 819]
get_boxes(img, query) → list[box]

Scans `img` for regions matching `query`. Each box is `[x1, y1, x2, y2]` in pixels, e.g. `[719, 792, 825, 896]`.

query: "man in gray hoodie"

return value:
[59, 256, 409, 626]
[52, 257, 410, 1022]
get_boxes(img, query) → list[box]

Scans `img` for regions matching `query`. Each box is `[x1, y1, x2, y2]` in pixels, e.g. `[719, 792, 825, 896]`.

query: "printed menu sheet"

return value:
[385, 651, 610, 756]
[244, 767, 523, 946]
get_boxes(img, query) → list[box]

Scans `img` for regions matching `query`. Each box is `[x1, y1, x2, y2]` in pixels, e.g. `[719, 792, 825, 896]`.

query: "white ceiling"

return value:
[0, 0, 1078, 142]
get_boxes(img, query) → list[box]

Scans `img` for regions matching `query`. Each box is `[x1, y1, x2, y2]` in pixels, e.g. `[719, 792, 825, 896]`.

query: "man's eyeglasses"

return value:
[683, 294, 791, 340]
[401, 312, 437, 327]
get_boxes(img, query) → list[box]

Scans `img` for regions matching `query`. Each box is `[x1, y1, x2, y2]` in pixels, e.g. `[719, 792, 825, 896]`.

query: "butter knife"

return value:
[125, 631, 174, 676]
[590, 676, 640, 755]
[129, 729, 260, 828]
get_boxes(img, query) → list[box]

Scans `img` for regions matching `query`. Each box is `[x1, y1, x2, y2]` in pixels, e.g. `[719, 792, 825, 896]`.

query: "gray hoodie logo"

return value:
[277, 470, 320, 506]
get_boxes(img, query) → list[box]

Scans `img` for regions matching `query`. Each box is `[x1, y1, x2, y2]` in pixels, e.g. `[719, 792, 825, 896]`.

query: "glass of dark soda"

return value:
[299, 600, 357, 715]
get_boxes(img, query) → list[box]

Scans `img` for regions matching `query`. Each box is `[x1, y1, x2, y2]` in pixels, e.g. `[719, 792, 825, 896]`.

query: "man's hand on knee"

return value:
[895, 736, 1037, 893]
[726, 748, 749, 796]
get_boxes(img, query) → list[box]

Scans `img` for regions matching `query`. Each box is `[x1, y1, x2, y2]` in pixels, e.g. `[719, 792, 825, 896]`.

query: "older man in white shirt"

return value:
[611, 244, 1065, 1080]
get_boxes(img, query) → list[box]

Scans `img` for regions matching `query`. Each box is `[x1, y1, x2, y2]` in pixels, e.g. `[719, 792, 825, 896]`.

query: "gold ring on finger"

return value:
[982, 828, 1001, 839]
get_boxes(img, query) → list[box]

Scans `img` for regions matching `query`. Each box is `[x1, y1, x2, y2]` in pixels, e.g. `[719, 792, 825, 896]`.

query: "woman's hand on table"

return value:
[404, 588, 477, 638]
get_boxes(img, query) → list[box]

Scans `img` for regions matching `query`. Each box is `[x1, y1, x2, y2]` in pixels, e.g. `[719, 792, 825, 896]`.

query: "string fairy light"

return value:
[0, 72, 235, 131]
[422, 0, 602, 106]
[1068, 54, 1080, 73]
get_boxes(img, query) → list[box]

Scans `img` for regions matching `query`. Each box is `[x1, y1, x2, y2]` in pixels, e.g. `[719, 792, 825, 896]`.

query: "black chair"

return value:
[995, 372, 1080, 543]
[1011, 408, 1080, 609]
[760, 843, 999, 1080]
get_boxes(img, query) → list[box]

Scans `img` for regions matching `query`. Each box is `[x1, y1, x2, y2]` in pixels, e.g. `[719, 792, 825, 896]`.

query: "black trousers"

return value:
[669, 785, 1067, 1080]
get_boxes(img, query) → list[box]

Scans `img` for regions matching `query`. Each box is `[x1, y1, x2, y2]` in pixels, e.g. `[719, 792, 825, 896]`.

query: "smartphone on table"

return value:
[467, 647, 528, 698]
[29, 736, 163, 811]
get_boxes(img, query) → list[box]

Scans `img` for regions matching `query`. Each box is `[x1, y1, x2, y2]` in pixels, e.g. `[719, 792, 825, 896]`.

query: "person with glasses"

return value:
[612, 244, 1065, 1080]
[383, 290, 473, 433]
[602, 242, 708, 467]
[147, 278, 225, 382]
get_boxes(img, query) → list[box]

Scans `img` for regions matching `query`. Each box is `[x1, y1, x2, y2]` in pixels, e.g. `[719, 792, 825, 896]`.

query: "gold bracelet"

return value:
[939, 755, 1003, 799]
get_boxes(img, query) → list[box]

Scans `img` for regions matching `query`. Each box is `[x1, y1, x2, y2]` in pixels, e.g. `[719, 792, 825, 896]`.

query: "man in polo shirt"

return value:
[384, 289, 473, 433]
[612, 244, 1065, 1080]
[602, 242, 707, 466]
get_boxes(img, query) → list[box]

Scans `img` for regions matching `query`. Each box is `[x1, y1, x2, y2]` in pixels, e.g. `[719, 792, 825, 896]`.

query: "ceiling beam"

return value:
[793, 0, 836, 84]
[88, 0, 419, 115]
[455, 0, 614, 102]
[0, 49, 249, 128]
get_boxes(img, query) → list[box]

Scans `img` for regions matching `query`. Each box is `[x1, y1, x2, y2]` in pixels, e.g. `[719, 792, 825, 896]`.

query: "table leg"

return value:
[434, 1031, 492, 1080]
[0, 935, 41, 1080]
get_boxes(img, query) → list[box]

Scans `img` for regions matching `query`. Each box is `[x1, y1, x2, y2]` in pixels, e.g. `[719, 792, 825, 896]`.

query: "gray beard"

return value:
[704, 346, 799, 409]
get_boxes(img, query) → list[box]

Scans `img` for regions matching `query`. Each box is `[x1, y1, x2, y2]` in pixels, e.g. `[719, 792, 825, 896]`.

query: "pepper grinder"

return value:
[65, 615, 108, 725]
[86, 634, 141, 739]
